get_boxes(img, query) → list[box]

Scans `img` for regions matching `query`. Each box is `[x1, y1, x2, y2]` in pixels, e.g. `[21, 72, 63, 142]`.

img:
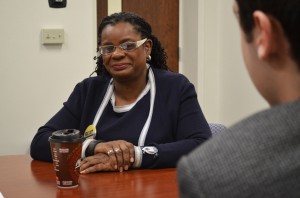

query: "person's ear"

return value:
[145, 39, 153, 56]
[252, 11, 274, 60]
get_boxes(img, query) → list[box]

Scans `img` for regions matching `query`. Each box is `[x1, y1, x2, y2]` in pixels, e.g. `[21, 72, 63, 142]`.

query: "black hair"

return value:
[92, 12, 169, 77]
[236, 0, 300, 68]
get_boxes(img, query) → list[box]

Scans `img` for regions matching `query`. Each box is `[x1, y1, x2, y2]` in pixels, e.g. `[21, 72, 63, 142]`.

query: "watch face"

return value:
[142, 146, 158, 155]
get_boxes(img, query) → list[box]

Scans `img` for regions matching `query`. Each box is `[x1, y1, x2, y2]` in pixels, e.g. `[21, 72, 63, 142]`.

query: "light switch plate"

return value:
[41, 29, 64, 45]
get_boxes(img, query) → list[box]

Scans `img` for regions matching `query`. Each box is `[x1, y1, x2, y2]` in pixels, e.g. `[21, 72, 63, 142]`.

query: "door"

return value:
[97, 0, 179, 72]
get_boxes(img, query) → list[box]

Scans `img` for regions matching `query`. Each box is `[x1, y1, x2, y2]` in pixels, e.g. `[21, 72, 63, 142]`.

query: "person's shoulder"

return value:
[178, 104, 300, 196]
[152, 68, 197, 97]
[229, 99, 300, 137]
[152, 68, 191, 85]
[180, 118, 255, 169]
[184, 105, 292, 166]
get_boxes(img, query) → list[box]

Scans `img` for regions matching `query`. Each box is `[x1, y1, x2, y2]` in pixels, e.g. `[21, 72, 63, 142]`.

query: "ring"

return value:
[107, 149, 114, 156]
[114, 148, 121, 153]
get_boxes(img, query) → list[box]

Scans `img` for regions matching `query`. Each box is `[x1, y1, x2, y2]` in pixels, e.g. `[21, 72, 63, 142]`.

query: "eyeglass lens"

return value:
[99, 38, 147, 55]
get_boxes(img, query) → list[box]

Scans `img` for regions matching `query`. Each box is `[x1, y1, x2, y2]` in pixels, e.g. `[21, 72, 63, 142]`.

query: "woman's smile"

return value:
[111, 63, 129, 71]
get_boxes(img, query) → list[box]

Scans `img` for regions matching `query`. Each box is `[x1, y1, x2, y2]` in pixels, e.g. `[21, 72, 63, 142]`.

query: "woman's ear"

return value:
[252, 11, 274, 60]
[145, 39, 153, 56]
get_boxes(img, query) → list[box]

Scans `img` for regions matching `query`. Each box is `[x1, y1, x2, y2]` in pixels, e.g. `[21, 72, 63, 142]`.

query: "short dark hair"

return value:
[236, 0, 300, 67]
[93, 12, 169, 77]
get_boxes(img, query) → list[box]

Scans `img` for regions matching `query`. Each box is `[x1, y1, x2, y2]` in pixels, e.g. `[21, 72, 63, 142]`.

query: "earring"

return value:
[147, 55, 151, 61]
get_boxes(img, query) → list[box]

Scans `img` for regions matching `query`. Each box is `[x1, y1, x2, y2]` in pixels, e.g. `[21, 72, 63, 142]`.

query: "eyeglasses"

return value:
[99, 38, 148, 55]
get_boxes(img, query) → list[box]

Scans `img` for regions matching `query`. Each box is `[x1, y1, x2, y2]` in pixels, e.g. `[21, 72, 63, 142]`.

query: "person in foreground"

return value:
[30, 12, 211, 173]
[177, 0, 300, 197]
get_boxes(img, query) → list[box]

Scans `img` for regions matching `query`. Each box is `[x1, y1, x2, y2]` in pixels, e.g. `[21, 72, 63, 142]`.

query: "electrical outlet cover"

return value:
[41, 29, 64, 44]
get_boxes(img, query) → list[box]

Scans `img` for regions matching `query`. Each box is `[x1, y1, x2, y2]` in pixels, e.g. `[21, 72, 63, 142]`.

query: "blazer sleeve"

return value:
[140, 76, 212, 168]
[30, 82, 84, 162]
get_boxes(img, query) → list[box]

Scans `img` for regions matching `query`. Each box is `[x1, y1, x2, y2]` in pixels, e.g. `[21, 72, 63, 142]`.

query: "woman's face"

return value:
[100, 22, 152, 82]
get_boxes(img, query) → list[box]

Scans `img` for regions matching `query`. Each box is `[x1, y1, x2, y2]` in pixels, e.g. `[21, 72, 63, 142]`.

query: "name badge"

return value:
[84, 125, 96, 139]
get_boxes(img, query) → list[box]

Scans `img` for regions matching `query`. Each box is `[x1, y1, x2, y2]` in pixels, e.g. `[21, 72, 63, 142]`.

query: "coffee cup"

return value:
[49, 129, 84, 188]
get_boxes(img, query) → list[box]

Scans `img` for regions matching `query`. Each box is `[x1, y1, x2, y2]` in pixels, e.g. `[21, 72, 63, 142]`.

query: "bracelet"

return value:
[85, 139, 105, 157]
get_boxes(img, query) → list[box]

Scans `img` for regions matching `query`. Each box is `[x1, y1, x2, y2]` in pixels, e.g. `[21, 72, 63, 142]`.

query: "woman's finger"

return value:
[119, 143, 130, 170]
[94, 140, 134, 171]
[81, 162, 112, 174]
[106, 146, 118, 170]
[113, 146, 124, 172]
[125, 142, 135, 165]
[94, 142, 118, 170]
[80, 153, 111, 173]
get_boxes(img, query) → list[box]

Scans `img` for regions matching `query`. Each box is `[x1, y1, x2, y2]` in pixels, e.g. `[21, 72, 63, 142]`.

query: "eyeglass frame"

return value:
[98, 38, 148, 56]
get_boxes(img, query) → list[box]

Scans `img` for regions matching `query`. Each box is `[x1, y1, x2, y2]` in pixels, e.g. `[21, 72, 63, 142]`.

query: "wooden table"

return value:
[0, 155, 179, 198]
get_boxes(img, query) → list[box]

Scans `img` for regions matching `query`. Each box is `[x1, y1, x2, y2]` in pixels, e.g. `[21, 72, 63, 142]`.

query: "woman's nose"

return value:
[111, 46, 125, 57]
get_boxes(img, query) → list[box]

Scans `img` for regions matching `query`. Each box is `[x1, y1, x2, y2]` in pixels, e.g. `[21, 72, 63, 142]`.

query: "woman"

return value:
[30, 12, 211, 173]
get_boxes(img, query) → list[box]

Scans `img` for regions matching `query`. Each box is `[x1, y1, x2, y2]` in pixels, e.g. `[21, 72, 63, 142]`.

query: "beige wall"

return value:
[217, 0, 268, 125]
[180, 0, 268, 126]
[0, 0, 97, 155]
[0, 0, 268, 156]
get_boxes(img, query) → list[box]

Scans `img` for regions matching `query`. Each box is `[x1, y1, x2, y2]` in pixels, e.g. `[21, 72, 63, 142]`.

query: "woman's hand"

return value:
[94, 140, 135, 172]
[80, 153, 113, 174]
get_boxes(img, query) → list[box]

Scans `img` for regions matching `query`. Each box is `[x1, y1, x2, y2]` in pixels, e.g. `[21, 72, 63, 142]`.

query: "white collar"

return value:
[110, 81, 151, 113]
[92, 65, 156, 151]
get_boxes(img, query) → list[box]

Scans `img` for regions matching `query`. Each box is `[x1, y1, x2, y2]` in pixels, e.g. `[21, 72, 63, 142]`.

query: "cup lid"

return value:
[49, 129, 84, 142]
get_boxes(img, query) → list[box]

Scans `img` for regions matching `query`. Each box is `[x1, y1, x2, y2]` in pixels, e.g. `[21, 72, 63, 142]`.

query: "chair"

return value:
[209, 123, 227, 135]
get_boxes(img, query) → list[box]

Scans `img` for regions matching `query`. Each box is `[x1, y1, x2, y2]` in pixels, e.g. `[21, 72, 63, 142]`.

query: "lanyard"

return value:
[84, 66, 156, 147]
